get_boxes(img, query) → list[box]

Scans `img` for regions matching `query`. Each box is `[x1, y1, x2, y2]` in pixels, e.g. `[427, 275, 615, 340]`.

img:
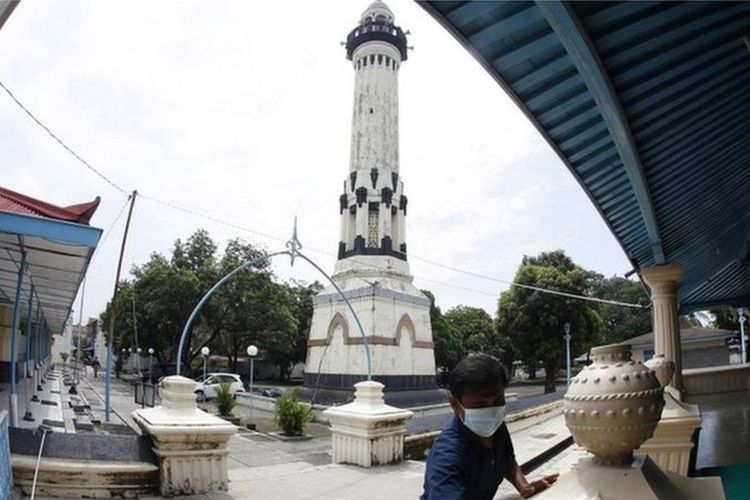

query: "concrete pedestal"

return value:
[535, 455, 724, 499]
[132, 376, 236, 496]
[636, 391, 702, 476]
[325, 381, 413, 467]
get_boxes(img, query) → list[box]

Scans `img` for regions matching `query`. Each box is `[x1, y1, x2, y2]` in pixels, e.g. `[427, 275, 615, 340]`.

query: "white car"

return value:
[194, 373, 245, 401]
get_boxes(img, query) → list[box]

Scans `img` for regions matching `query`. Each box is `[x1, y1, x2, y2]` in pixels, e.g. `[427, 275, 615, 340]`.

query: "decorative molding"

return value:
[313, 285, 430, 307]
[641, 265, 682, 288]
[340, 246, 407, 261]
[307, 312, 433, 348]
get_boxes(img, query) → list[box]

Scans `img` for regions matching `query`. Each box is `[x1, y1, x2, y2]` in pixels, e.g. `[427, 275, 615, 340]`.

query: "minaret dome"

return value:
[346, 0, 408, 62]
[360, 1, 394, 24]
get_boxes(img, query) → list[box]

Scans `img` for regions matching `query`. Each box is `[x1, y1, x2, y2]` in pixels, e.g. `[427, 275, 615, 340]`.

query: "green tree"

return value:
[284, 279, 324, 377]
[423, 290, 463, 372]
[497, 250, 603, 393]
[445, 305, 515, 376]
[588, 274, 651, 344]
[213, 238, 275, 372]
[100, 230, 318, 382]
[709, 307, 742, 330]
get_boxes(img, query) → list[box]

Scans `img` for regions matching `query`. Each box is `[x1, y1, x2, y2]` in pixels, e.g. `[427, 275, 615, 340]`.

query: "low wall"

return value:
[235, 392, 280, 413]
[10, 428, 158, 497]
[682, 364, 750, 396]
[403, 400, 563, 460]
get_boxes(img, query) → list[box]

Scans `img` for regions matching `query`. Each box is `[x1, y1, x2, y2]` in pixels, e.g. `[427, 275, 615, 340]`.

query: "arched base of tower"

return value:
[301, 373, 446, 407]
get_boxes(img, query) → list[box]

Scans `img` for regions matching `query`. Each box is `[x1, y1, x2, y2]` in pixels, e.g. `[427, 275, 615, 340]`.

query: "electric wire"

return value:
[1, 80, 645, 309]
[0, 80, 128, 195]
[409, 255, 648, 308]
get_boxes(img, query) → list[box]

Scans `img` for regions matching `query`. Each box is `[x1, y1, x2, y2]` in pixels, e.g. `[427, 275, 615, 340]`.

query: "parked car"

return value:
[261, 388, 283, 398]
[194, 373, 245, 401]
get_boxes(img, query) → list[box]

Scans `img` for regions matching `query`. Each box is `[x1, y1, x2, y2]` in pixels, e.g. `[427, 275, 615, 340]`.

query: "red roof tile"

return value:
[0, 186, 100, 224]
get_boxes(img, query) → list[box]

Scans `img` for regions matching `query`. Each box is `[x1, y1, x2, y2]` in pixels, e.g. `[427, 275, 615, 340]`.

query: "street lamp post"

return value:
[148, 348, 154, 383]
[136, 347, 142, 378]
[128, 347, 133, 373]
[739, 309, 747, 365]
[564, 322, 572, 387]
[201, 346, 210, 381]
[246, 345, 258, 429]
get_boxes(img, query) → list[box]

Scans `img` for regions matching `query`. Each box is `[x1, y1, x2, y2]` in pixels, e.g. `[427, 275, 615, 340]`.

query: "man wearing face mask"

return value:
[421, 354, 559, 499]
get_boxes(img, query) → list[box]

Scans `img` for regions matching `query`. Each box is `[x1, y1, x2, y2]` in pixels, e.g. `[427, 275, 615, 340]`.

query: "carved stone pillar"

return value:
[132, 376, 236, 495]
[325, 381, 413, 467]
[641, 265, 683, 396]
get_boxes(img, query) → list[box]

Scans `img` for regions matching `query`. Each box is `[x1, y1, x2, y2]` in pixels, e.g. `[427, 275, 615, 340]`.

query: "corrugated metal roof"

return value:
[0, 186, 101, 224]
[620, 327, 736, 348]
[421, 1, 750, 312]
[0, 187, 102, 334]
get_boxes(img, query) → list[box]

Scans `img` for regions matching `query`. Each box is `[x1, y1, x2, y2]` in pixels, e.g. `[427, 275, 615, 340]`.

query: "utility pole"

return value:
[105, 190, 138, 422]
[72, 278, 86, 393]
[564, 322, 572, 387]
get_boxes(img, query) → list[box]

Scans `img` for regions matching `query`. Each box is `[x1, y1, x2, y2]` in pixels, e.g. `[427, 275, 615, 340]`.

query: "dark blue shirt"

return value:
[421, 416, 515, 500]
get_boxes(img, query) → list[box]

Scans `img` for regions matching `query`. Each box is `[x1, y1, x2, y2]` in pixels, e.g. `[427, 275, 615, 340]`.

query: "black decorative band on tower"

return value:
[370, 168, 379, 189]
[346, 21, 408, 61]
[339, 194, 348, 214]
[381, 187, 393, 207]
[341, 246, 406, 261]
[356, 187, 368, 206]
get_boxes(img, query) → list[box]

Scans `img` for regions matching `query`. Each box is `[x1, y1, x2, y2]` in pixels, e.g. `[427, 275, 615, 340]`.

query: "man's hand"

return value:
[518, 473, 559, 498]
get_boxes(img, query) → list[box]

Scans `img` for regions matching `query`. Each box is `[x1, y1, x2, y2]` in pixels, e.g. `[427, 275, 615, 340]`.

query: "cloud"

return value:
[0, 0, 631, 321]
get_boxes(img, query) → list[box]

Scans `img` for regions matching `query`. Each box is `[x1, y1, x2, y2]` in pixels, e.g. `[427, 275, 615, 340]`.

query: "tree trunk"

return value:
[543, 361, 557, 394]
[527, 361, 537, 380]
[231, 343, 238, 373]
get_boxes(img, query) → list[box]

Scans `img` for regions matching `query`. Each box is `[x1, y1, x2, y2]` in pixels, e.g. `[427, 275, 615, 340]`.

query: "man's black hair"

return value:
[448, 353, 508, 399]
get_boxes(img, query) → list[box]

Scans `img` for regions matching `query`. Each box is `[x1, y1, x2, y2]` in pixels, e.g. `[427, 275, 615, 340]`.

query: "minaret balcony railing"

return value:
[346, 21, 408, 61]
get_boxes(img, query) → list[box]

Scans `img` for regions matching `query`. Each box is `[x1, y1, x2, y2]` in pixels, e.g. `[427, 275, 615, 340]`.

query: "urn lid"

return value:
[590, 344, 632, 364]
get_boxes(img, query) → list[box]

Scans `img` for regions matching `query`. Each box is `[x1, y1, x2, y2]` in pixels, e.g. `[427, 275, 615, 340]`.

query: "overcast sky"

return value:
[0, 0, 633, 324]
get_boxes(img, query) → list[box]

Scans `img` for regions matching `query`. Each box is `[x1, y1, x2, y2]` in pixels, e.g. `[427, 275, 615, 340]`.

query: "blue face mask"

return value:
[461, 404, 506, 438]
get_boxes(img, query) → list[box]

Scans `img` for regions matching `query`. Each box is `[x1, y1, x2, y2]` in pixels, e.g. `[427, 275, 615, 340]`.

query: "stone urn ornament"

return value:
[563, 344, 664, 465]
[644, 354, 675, 388]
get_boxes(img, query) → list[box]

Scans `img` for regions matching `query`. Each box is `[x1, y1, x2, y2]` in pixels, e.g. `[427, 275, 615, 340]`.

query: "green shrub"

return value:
[274, 389, 314, 436]
[214, 382, 236, 416]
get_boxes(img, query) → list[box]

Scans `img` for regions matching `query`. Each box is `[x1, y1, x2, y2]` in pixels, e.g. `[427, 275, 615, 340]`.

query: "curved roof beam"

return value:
[535, 1, 665, 265]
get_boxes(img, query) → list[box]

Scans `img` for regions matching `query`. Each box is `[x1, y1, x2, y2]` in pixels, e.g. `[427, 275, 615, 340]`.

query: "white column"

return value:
[641, 265, 683, 396]
[325, 381, 413, 467]
[132, 376, 236, 495]
[397, 207, 406, 251]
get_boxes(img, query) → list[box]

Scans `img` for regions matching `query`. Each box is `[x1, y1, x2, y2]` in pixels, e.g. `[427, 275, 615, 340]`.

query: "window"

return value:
[367, 210, 379, 247]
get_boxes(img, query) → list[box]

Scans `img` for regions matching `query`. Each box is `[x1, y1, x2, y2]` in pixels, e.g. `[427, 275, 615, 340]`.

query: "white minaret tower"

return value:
[304, 1, 441, 406]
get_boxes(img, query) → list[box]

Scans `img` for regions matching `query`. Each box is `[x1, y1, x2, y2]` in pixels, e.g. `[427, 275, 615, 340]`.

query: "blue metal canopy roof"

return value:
[420, 1, 750, 313]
